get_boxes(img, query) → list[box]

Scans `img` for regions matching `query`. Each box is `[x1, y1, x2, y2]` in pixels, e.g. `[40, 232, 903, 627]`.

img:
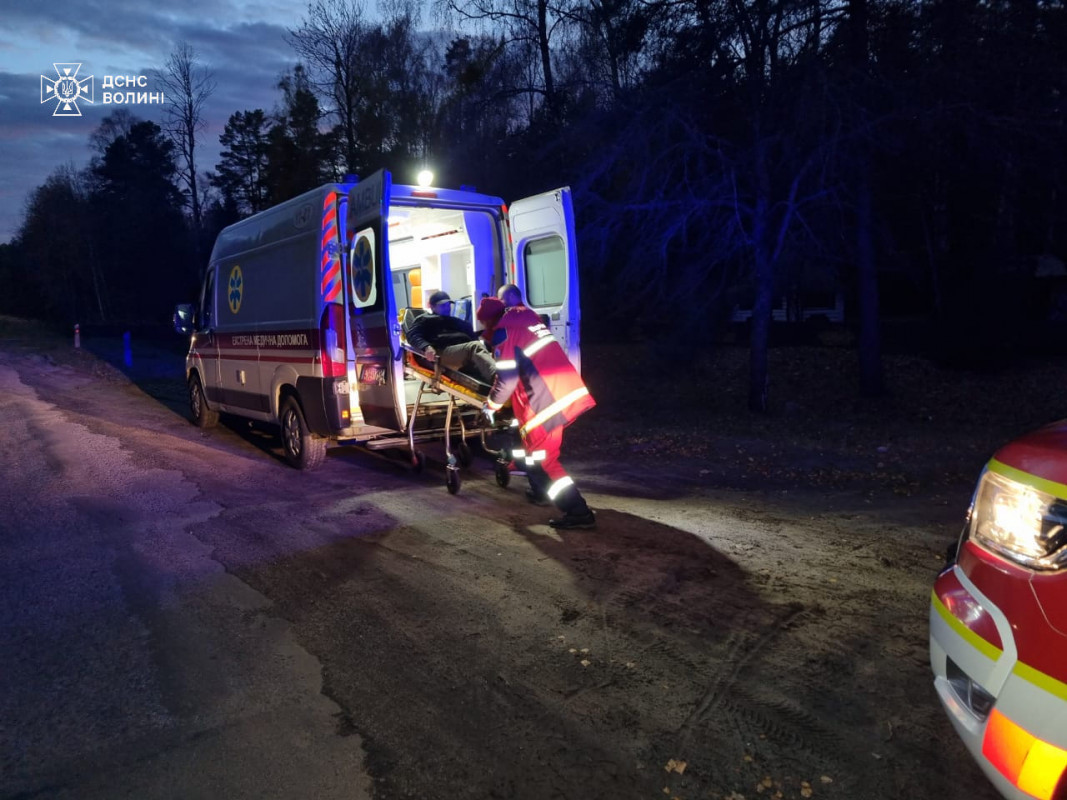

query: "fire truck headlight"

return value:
[970, 470, 1067, 570]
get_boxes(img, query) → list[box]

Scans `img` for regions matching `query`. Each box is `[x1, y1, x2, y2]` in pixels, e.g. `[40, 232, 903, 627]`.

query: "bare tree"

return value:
[289, 0, 369, 174]
[443, 0, 578, 120]
[290, 0, 438, 176]
[157, 42, 216, 238]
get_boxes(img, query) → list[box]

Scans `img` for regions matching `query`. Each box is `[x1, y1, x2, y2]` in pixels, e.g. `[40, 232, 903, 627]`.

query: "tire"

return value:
[189, 374, 219, 429]
[495, 460, 511, 488]
[280, 396, 327, 470]
[446, 468, 461, 495]
[412, 451, 426, 473]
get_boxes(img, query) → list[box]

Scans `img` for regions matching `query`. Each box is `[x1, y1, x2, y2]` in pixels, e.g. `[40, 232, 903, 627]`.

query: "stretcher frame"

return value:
[401, 346, 513, 494]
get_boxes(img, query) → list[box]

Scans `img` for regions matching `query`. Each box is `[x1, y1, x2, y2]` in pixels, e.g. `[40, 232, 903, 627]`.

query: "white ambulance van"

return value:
[174, 169, 581, 469]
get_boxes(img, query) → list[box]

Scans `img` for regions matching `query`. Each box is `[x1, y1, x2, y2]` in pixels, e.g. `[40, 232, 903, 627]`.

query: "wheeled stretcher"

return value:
[400, 313, 515, 494]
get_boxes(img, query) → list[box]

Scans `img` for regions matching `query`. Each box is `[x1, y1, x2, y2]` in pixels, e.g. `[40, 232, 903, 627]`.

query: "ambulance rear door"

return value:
[345, 170, 407, 431]
[508, 187, 581, 372]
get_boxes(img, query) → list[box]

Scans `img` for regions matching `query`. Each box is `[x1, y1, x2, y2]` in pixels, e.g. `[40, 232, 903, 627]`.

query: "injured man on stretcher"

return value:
[404, 290, 496, 384]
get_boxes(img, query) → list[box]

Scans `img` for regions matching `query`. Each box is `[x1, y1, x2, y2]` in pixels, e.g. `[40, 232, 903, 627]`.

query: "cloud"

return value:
[0, 4, 301, 242]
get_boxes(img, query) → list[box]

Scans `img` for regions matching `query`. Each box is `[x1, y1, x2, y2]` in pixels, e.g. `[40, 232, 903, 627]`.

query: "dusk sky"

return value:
[0, 0, 406, 244]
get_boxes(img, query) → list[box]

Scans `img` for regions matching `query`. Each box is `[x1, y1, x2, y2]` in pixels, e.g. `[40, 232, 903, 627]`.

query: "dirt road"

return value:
[0, 326, 1001, 800]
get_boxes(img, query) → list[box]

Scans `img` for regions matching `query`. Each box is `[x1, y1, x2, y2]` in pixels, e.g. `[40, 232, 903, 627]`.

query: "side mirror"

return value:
[173, 303, 194, 335]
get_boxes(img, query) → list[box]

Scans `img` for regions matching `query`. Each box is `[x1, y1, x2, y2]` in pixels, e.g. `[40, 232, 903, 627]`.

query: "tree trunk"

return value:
[856, 169, 884, 396]
[186, 118, 202, 268]
[749, 145, 773, 413]
[537, 0, 556, 116]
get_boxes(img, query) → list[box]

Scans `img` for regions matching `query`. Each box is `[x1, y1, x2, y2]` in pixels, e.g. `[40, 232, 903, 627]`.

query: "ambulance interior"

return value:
[386, 205, 503, 405]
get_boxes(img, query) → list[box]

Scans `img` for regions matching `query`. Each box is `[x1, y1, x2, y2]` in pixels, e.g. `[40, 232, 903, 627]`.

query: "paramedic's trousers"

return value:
[519, 426, 591, 515]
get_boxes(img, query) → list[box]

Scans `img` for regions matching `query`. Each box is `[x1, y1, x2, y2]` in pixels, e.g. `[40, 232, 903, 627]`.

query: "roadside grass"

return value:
[572, 341, 1067, 494]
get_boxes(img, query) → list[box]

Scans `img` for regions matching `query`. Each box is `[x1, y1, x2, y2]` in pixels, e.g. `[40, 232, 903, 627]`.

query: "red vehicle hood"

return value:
[995, 420, 1067, 488]
[1031, 575, 1067, 639]
[994, 421, 1067, 636]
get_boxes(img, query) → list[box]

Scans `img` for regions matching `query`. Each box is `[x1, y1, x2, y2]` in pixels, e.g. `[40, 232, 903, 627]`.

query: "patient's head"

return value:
[427, 290, 453, 315]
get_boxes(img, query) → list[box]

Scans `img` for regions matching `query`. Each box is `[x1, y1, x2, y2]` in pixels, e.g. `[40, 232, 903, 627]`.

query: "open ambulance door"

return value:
[508, 187, 582, 373]
[346, 170, 407, 432]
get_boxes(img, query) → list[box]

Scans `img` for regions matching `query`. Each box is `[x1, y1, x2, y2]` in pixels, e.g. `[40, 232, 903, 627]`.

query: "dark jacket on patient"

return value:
[406, 313, 477, 352]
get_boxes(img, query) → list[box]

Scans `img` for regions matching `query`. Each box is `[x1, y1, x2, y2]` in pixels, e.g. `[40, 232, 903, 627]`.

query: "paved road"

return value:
[0, 337, 1000, 800]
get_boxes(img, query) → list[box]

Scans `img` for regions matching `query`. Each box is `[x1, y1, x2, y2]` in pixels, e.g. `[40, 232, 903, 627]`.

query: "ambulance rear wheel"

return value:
[189, 374, 218, 429]
[280, 396, 326, 471]
[446, 468, 461, 495]
[495, 461, 510, 488]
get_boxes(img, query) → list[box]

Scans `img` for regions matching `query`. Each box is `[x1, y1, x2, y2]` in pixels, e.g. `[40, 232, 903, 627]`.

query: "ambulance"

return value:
[173, 169, 582, 470]
[930, 426, 1067, 799]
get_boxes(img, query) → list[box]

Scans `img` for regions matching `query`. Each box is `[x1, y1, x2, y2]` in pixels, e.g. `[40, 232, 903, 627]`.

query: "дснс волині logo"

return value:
[41, 63, 94, 117]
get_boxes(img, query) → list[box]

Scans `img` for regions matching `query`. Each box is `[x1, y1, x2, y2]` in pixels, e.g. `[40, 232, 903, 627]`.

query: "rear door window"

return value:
[523, 236, 566, 307]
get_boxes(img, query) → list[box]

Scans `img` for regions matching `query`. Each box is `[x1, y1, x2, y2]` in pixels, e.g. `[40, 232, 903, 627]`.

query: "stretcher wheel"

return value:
[457, 441, 473, 468]
[446, 468, 461, 494]
[412, 451, 425, 473]
[495, 461, 510, 488]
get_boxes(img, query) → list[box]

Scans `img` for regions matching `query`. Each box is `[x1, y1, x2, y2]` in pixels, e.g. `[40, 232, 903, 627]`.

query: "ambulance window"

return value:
[523, 236, 566, 307]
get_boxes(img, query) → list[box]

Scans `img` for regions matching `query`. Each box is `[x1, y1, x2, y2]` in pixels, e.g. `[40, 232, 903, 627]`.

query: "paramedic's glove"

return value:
[423, 345, 436, 362]
[481, 403, 495, 426]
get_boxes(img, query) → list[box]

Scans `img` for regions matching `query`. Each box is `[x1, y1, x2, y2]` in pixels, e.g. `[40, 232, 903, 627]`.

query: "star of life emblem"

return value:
[41, 63, 95, 117]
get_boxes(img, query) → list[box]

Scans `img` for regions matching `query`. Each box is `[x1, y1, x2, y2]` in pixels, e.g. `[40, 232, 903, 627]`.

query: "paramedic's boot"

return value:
[548, 483, 596, 530]
[549, 510, 596, 530]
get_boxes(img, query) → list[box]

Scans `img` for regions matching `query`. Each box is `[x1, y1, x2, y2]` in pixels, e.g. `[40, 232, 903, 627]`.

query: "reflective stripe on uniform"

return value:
[520, 387, 591, 436]
[547, 476, 574, 500]
[495, 359, 517, 370]
[523, 336, 554, 358]
[522, 449, 547, 466]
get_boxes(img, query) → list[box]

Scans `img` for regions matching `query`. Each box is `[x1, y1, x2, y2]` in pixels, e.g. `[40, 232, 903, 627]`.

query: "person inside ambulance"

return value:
[406, 290, 496, 384]
[483, 284, 597, 530]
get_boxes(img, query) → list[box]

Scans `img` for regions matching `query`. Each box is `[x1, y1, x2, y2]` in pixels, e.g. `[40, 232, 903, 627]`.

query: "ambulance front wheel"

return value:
[280, 396, 327, 471]
[189, 374, 218, 429]
[495, 461, 510, 488]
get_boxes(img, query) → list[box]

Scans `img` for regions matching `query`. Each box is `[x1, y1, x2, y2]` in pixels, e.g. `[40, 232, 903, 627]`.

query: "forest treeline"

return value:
[1, 0, 1065, 408]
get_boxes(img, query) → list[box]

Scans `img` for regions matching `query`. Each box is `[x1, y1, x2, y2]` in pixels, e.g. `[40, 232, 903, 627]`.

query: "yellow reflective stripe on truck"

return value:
[988, 458, 1067, 501]
[931, 590, 1002, 661]
[932, 590, 1067, 702]
[1013, 661, 1067, 703]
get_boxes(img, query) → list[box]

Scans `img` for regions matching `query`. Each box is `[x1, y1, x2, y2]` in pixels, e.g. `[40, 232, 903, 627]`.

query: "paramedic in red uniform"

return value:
[483, 284, 597, 530]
